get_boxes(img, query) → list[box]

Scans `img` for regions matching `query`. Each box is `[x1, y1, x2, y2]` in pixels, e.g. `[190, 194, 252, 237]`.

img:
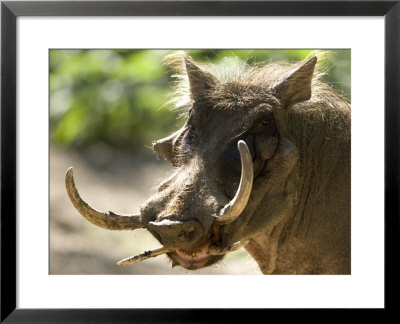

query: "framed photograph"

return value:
[1, 0, 398, 321]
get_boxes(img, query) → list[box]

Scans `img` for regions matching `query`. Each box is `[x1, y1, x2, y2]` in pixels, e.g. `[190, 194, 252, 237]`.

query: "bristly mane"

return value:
[163, 51, 349, 116]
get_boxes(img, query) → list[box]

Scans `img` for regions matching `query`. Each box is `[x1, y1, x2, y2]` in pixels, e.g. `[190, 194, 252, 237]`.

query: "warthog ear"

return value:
[152, 130, 178, 161]
[184, 55, 217, 101]
[152, 128, 184, 161]
[272, 56, 317, 107]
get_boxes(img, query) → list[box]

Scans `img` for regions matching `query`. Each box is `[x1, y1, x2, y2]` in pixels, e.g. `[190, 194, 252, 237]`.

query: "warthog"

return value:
[66, 52, 351, 274]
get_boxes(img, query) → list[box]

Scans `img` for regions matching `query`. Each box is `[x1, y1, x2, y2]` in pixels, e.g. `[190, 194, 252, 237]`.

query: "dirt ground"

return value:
[50, 144, 261, 275]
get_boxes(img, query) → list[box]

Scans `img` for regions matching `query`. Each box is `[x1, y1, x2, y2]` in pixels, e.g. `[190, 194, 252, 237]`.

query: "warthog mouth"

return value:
[169, 239, 215, 270]
[115, 238, 249, 270]
[169, 239, 249, 270]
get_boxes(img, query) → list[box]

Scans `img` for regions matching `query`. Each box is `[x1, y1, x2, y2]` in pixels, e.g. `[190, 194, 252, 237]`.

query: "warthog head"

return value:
[66, 52, 350, 273]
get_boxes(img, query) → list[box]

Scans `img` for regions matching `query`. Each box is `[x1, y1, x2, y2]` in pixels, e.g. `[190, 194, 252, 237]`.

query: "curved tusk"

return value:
[215, 140, 253, 224]
[65, 167, 144, 230]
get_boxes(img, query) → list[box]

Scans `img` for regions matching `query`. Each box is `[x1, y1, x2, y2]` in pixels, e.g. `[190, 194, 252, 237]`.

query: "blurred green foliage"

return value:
[50, 49, 350, 149]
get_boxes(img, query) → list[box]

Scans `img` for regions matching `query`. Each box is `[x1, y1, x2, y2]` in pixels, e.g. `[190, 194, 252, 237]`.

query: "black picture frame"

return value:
[1, 0, 399, 322]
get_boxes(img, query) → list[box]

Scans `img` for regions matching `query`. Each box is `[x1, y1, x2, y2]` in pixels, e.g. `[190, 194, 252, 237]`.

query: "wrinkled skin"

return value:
[67, 54, 351, 274]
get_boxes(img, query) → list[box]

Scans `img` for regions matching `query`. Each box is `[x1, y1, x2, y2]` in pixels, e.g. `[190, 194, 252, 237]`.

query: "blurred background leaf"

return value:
[50, 49, 350, 150]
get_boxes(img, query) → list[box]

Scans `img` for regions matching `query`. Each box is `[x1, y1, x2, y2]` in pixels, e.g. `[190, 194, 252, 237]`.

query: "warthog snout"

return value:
[147, 219, 204, 249]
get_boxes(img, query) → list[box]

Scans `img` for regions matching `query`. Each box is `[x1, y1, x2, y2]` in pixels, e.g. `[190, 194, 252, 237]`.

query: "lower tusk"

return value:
[208, 240, 249, 255]
[117, 246, 175, 266]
